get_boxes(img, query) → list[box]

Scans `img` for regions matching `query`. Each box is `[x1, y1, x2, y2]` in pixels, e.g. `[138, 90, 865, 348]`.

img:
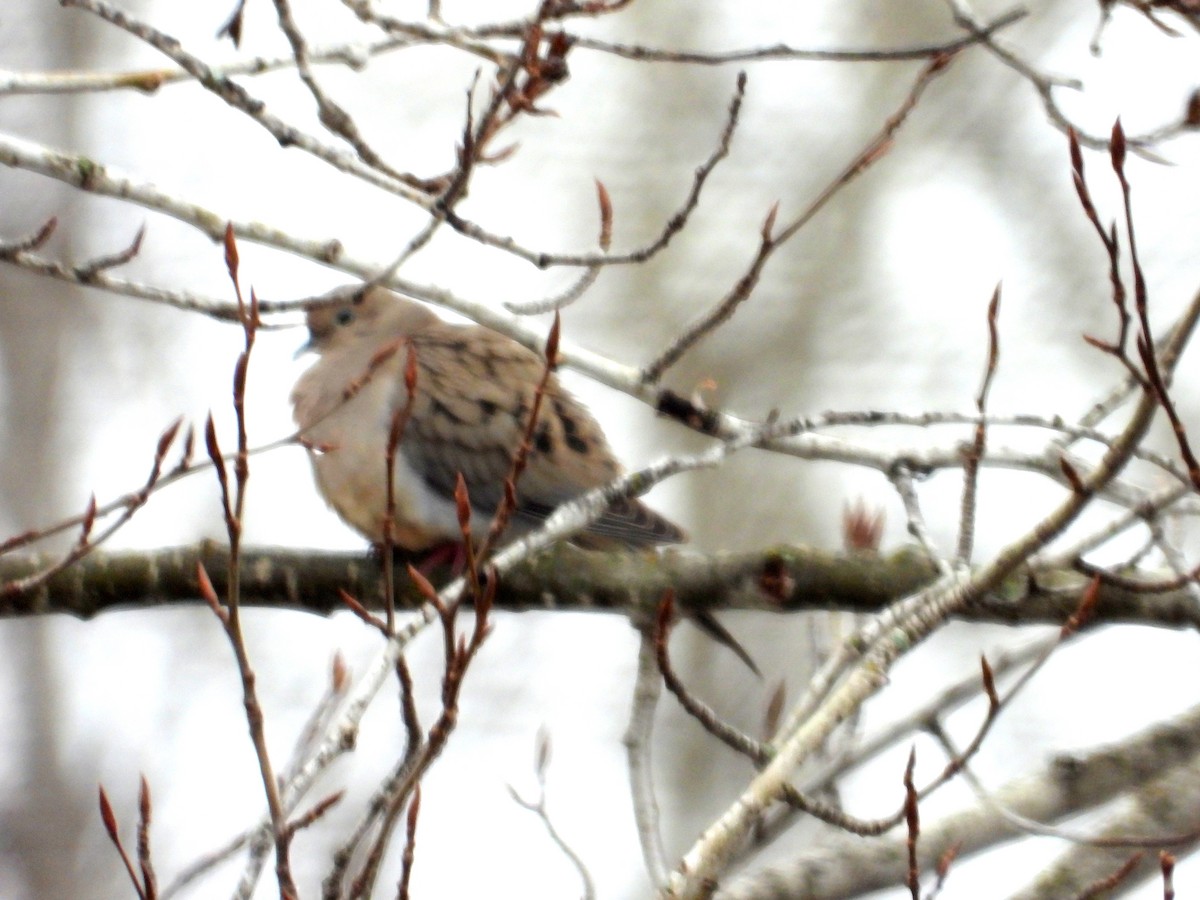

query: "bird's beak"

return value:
[294, 332, 316, 360]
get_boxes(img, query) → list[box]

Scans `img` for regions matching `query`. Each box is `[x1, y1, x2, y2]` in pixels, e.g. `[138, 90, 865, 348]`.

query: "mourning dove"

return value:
[292, 286, 758, 673]
[291, 285, 685, 552]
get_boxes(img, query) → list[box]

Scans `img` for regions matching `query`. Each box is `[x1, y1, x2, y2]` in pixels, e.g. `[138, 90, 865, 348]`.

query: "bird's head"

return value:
[297, 286, 437, 357]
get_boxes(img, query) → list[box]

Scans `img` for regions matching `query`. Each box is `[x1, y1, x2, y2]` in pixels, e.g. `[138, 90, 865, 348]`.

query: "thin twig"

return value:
[642, 52, 957, 381]
[508, 729, 596, 900]
[957, 285, 1002, 565]
[623, 628, 670, 887]
[62, 0, 432, 207]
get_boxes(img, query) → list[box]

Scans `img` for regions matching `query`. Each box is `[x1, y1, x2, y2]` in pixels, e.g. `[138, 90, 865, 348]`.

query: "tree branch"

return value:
[3, 542, 1200, 630]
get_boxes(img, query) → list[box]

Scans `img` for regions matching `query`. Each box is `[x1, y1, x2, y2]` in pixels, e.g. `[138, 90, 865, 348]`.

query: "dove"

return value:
[291, 285, 685, 551]
[291, 286, 757, 674]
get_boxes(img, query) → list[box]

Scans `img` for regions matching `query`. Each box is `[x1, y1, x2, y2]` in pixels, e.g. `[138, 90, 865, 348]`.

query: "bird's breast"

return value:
[294, 361, 458, 548]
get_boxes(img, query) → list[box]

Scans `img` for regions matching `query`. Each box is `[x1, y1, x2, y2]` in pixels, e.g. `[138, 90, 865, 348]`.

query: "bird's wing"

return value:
[398, 324, 683, 546]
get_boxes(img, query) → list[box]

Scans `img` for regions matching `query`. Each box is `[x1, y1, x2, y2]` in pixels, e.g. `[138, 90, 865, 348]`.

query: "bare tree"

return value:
[2, 1, 1200, 898]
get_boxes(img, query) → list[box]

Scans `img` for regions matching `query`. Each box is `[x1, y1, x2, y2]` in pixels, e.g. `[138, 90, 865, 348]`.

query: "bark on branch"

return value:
[3, 542, 1199, 631]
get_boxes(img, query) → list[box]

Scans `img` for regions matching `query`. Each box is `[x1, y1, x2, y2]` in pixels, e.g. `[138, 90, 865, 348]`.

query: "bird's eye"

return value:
[335, 308, 355, 326]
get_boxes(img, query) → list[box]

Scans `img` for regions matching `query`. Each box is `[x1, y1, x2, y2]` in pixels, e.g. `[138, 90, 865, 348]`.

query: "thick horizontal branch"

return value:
[2, 543, 1199, 631]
